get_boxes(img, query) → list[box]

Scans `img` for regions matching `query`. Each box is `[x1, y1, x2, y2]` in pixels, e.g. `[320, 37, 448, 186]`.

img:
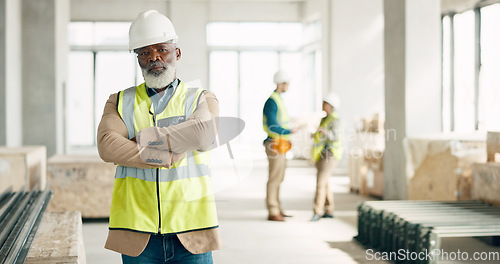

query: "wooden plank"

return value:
[26, 212, 86, 264]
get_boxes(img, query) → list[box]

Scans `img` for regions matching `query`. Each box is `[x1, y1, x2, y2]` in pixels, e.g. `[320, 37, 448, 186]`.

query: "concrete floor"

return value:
[82, 148, 499, 264]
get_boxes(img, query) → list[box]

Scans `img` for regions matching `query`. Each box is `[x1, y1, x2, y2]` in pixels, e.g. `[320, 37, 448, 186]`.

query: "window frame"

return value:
[67, 21, 140, 153]
[441, 2, 499, 133]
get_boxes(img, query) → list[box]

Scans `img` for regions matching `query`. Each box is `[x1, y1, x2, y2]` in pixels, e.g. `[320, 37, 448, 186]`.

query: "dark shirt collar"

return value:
[146, 78, 180, 97]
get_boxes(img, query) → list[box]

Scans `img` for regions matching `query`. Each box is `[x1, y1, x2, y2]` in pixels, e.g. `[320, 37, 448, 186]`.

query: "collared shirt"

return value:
[146, 78, 180, 116]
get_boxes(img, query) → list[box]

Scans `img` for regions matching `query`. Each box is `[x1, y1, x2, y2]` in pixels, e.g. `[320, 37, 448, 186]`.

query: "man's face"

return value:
[277, 83, 290, 93]
[322, 101, 333, 113]
[136, 43, 181, 88]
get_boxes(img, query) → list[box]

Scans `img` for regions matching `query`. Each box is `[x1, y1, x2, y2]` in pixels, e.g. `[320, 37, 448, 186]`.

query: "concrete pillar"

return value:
[1, 0, 23, 147]
[170, 1, 209, 89]
[0, 1, 5, 146]
[383, 0, 441, 199]
[22, 0, 68, 156]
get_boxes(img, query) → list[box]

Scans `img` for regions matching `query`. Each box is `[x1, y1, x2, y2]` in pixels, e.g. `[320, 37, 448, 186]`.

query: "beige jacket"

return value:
[97, 90, 221, 256]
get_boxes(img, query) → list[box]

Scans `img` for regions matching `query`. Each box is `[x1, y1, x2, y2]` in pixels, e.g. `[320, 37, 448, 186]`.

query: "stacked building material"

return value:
[46, 155, 115, 218]
[356, 200, 500, 264]
[0, 188, 52, 263]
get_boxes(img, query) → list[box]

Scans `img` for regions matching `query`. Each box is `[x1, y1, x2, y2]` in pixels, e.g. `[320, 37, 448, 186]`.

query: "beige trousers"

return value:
[314, 151, 337, 215]
[264, 140, 287, 216]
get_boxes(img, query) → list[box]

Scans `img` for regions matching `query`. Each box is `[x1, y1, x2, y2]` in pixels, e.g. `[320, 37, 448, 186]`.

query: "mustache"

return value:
[145, 61, 168, 77]
[147, 61, 167, 71]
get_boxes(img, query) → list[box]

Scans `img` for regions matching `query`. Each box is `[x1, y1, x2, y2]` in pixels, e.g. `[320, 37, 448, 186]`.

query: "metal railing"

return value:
[355, 200, 500, 264]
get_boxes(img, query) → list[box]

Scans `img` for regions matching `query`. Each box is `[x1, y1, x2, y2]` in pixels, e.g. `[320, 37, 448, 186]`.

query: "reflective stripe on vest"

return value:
[311, 112, 342, 162]
[263, 92, 290, 140]
[111, 81, 218, 234]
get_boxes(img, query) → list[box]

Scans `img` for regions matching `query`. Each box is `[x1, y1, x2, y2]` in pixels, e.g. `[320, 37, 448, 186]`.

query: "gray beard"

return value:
[142, 64, 176, 89]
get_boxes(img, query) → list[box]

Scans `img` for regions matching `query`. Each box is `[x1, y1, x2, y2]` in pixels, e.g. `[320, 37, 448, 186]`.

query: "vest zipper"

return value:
[156, 168, 161, 234]
[151, 106, 161, 234]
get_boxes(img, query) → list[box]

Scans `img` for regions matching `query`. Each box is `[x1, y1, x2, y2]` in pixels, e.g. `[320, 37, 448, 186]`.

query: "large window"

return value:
[442, 3, 500, 133]
[442, 16, 452, 132]
[478, 4, 500, 131]
[207, 22, 319, 144]
[67, 22, 141, 152]
[453, 10, 475, 132]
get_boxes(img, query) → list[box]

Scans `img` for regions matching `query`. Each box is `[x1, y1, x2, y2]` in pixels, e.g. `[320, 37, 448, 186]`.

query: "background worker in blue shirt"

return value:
[262, 71, 297, 222]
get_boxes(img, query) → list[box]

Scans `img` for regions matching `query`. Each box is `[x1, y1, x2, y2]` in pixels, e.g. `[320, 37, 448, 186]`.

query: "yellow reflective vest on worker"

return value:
[110, 81, 218, 234]
[311, 112, 342, 162]
[263, 92, 291, 141]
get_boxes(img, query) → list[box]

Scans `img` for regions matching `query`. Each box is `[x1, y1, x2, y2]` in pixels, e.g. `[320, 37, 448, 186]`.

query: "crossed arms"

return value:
[97, 91, 219, 169]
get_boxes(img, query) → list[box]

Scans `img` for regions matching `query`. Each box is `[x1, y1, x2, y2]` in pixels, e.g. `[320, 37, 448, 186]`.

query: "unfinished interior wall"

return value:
[22, 0, 69, 156]
[383, 0, 441, 199]
[170, 1, 209, 89]
[331, 0, 384, 168]
[0, 0, 5, 146]
[70, 0, 171, 21]
[1, 0, 23, 147]
[302, 0, 329, 109]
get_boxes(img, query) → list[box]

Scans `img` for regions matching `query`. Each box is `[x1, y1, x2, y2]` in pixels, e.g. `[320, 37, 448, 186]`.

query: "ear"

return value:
[176, 48, 182, 61]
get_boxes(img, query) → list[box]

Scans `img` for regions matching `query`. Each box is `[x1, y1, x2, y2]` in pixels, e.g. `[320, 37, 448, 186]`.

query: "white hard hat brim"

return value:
[273, 71, 291, 84]
[129, 35, 179, 51]
[323, 93, 341, 109]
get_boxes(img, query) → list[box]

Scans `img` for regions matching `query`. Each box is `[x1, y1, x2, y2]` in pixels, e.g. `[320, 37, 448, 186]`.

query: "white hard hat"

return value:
[129, 10, 179, 51]
[323, 92, 341, 109]
[273, 71, 291, 84]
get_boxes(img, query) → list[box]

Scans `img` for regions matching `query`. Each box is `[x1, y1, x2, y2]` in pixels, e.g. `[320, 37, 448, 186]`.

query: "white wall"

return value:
[303, 0, 330, 106]
[0, 0, 5, 145]
[208, 1, 300, 22]
[405, 0, 441, 136]
[331, 0, 385, 161]
[170, 1, 209, 88]
[71, 0, 172, 21]
[56, 0, 70, 153]
[5, 0, 23, 147]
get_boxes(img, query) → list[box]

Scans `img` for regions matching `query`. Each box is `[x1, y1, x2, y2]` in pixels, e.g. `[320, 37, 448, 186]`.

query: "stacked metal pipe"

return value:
[355, 200, 500, 264]
[0, 186, 52, 264]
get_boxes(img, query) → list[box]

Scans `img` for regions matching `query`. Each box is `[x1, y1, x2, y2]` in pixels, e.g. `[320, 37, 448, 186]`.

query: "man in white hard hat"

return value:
[262, 70, 297, 222]
[310, 92, 342, 221]
[97, 10, 220, 263]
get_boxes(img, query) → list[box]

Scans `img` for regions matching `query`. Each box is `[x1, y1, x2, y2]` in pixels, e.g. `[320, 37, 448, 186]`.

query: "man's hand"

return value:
[137, 127, 169, 150]
[317, 127, 326, 135]
[138, 147, 186, 168]
[290, 124, 307, 134]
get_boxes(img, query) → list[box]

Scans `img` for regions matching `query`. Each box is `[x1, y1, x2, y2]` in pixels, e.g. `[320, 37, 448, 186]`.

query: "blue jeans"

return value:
[122, 234, 213, 264]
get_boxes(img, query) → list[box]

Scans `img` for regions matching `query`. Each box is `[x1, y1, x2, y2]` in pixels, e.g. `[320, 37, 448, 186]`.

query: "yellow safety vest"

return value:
[312, 112, 342, 162]
[109, 81, 218, 234]
[263, 92, 290, 141]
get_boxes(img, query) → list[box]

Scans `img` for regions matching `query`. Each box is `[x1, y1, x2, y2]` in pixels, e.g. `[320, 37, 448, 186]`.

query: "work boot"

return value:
[310, 214, 321, 222]
[268, 214, 285, 222]
[322, 213, 334, 218]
